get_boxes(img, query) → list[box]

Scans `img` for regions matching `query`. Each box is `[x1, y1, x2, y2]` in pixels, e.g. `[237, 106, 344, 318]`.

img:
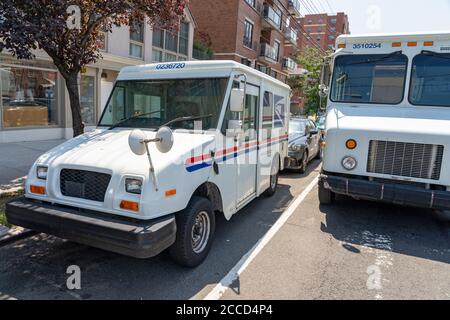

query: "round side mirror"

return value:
[155, 126, 174, 153]
[128, 129, 147, 155]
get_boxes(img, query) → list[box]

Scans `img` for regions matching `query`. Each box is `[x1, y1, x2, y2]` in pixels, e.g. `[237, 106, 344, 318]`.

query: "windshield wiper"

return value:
[421, 50, 450, 60]
[348, 50, 403, 65]
[108, 111, 162, 130]
[161, 114, 213, 129]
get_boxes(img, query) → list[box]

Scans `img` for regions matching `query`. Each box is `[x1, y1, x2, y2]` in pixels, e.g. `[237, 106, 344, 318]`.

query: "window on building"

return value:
[245, 0, 256, 7]
[130, 20, 144, 58]
[330, 27, 336, 32]
[152, 27, 164, 48]
[152, 23, 189, 61]
[317, 27, 322, 32]
[179, 22, 189, 55]
[97, 30, 108, 51]
[241, 58, 252, 67]
[318, 18, 324, 24]
[270, 70, 277, 79]
[273, 40, 280, 61]
[307, 19, 313, 24]
[307, 28, 312, 33]
[316, 36, 321, 42]
[330, 18, 337, 24]
[0, 60, 59, 128]
[80, 75, 96, 125]
[243, 19, 254, 48]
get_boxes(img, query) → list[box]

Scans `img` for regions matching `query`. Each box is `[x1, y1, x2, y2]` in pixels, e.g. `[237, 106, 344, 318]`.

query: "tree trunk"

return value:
[66, 73, 85, 137]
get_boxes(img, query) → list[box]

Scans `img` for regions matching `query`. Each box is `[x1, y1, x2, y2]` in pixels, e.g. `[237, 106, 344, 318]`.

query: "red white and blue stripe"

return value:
[185, 135, 288, 172]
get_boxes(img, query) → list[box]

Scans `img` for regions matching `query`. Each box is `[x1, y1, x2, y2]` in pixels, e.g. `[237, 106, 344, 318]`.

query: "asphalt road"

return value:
[0, 160, 449, 300]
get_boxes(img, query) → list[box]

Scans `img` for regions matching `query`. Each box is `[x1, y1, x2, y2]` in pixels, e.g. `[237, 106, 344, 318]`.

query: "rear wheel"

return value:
[169, 196, 215, 268]
[318, 180, 334, 205]
[264, 157, 279, 197]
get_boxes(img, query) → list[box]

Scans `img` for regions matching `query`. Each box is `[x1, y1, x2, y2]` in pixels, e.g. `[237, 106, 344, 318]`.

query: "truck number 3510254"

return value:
[353, 43, 382, 49]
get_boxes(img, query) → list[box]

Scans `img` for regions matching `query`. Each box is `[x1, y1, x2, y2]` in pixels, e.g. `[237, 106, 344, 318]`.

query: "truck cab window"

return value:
[99, 78, 228, 131]
[330, 53, 408, 104]
[410, 52, 450, 107]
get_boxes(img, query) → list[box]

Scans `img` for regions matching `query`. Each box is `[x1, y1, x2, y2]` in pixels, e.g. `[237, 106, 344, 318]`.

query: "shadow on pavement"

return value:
[319, 195, 450, 265]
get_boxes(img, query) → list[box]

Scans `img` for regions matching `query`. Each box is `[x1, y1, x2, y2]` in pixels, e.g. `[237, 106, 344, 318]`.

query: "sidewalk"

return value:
[0, 139, 65, 194]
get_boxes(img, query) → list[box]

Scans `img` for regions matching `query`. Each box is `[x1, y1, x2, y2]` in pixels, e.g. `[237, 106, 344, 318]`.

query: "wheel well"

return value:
[192, 182, 223, 214]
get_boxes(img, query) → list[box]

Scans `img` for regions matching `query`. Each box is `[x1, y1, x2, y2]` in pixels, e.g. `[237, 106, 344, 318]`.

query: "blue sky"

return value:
[313, 0, 450, 34]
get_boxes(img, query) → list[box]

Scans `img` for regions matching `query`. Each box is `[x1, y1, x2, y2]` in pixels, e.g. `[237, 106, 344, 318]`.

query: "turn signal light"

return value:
[338, 43, 346, 49]
[424, 41, 434, 46]
[345, 139, 357, 150]
[407, 42, 417, 47]
[392, 42, 401, 47]
[165, 189, 177, 197]
[120, 200, 139, 212]
[30, 185, 46, 195]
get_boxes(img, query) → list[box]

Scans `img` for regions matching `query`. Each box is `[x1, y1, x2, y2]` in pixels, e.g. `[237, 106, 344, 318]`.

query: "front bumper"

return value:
[320, 174, 450, 211]
[285, 151, 304, 169]
[5, 197, 176, 258]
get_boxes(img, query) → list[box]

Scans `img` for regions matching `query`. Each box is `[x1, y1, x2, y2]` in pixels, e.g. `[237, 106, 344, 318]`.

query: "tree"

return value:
[0, 0, 187, 137]
[288, 47, 330, 116]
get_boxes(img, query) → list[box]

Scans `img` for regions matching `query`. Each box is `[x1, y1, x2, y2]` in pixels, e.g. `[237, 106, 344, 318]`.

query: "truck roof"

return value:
[337, 31, 450, 44]
[117, 60, 291, 90]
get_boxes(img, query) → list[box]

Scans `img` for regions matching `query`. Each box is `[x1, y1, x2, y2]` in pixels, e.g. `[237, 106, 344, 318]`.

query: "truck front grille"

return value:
[367, 140, 444, 181]
[60, 169, 111, 202]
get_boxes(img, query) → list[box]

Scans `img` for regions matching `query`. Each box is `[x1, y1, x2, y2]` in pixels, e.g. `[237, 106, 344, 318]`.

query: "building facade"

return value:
[299, 12, 350, 52]
[189, 0, 301, 83]
[0, 9, 196, 143]
[287, 12, 350, 114]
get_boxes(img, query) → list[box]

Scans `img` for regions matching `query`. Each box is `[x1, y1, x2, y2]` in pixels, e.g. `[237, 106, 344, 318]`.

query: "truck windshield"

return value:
[410, 52, 450, 107]
[98, 78, 229, 130]
[330, 53, 408, 104]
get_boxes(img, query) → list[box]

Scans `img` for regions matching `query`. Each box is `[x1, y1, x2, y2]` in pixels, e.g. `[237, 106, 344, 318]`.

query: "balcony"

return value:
[262, 5, 282, 30]
[288, 0, 301, 17]
[282, 57, 297, 72]
[284, 28, 298, 46]
[259, 43, 279, 63]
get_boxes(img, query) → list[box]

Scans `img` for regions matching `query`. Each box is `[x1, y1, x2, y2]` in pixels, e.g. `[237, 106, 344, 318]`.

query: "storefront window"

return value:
[80, 75, 96, 125]
[1, 60, 58, 129]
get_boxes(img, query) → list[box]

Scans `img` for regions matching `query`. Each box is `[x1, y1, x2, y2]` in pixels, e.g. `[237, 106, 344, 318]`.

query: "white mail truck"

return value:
[6, 61, 290, 267]
[319, 32, 450, 222]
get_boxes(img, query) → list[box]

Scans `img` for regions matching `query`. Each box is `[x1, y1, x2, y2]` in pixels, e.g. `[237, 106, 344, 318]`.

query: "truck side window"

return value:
[262, 91, 273, 139]
[274, 95, 285, 128]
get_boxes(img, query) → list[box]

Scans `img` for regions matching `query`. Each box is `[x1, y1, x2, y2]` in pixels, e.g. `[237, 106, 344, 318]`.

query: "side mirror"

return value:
[128, 127, 174, 155]
[226, 119, 243, 137]
[230, 88, 245, 113]
[319, 84, 329, 98]
[128, 129, 147, 155]
[310, 129, 319, 136]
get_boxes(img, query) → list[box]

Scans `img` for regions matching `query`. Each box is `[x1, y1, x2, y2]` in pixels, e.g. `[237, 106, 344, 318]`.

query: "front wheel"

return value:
[318, 180, 334, 205]
[169, 196, 215, 268]
[433, 210, 450, 223]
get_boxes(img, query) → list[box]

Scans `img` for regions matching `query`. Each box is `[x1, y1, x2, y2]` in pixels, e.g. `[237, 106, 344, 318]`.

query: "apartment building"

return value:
[0, 9, 196, 143]
[189, 0, 301, 83]
[299, 12, 350, 51]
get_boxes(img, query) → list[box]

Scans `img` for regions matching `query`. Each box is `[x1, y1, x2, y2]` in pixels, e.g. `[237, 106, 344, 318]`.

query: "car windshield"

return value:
[289, 120, 306, 135]
[410, 52, 450, 107]
[98, 78, 229, 130]
[330, 53, 408, 104]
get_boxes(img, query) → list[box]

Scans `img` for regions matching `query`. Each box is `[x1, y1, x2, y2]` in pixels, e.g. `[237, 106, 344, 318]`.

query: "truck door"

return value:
[236, 84, 259, 205]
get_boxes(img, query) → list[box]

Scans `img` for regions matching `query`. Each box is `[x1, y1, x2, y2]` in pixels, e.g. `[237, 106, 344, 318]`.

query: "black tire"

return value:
[169, 196, 215, 268]
[315, 145, 322, 160]
[318, 180, 334, 205]
[432, 210, 450, 223]
[264, 157, 279, 197]
[299, 150, 308, 174]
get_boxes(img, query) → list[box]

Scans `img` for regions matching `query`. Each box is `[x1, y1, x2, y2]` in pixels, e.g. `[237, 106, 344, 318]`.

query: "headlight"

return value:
[342, 156, 357, 170]
[36, 166, 48, 180]
[125, 178, 142, 194]
[289, 145, 302, 152]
